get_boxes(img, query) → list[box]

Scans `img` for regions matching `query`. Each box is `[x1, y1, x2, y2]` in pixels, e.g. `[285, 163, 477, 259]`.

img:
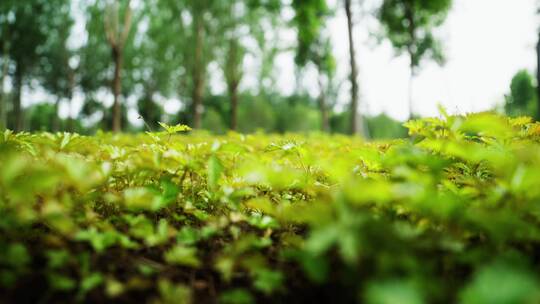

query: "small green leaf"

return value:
[177, 227, 199, 246]
[220, 288, 255, 304]
[215, 257, 235, 283]
[158, 279, 192, 304]
[305, 226, 339, 256]
[364, 279, 424, 304]
[164, 245, 201, 268]
[207, 155, 224, 190]
[5, 243, 30, 268]
[48, 273, 77, 291]
[158, 122, 192, 134]
[80, 272, 104, 295]
[252, 269, 283, 295]
[106, 278, 125, 298]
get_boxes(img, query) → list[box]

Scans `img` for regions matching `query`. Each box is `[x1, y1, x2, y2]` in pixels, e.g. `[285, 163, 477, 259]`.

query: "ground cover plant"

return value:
[2, 113, 540, 303]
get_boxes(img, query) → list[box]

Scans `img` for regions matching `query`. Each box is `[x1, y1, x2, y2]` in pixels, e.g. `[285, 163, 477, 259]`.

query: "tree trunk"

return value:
[139, 86, 159, 131]
[192, 74, 204, 130]
[226, 37, 242, 132]
[191, 16, 205, 129]
[112, 47, 123, 133]
[536, 33, 540, 120]
[67, 67, 75, 132]
[317, 72, 329, 132]
[408, 57, 414, 120]
[345, 0, 364, 137]
[405, 2, 416, 120]
[13, 65, 23, 132]
[229, 83, 239, 131]
[53, 97, 61, 132]
[0, 33, 8, 131]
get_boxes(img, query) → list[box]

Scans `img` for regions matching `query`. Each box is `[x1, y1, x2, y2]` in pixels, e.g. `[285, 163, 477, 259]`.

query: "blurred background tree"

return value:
[103, 0, 134, 132]
[378, 0, 451, 119]
[0, 0, 12, 130]
[536, 2, 540, 119]
[0, 0, 71, 131]
[79, 0, 138, 132]
[217, 0, 281, 131]
[504, 70, 538, 118]
[344, 0, 366, 136]
[37, 1, 74, 132]
[292, 0, 333, 132]
[0, 0, 472, 139]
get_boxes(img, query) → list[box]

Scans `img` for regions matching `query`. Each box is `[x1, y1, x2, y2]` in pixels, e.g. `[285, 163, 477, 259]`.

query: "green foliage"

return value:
[0, 0, 72, 131]
[504, 70, 538, 118]
[158, 122, 192, 134]
[207, 155, 224, 190]
[291, 0, 336, 132]
[365, 279, 424, 304]
[460, 258, 540, 304]
[4, 113, 540, 302]
[275, 101, 321, 133]
[378, 0, 451, 69]
[26, 103, 59, 131]
[202, 108, 228, 134]
[331, 112, 407, 139]
[292, 0, 330, 67]
[367, 113, 409, 139]
[238, 98, 276, 132]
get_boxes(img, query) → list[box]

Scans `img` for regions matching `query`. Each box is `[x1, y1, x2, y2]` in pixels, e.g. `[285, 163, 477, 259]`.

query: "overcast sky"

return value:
[271, 0, 539, 121]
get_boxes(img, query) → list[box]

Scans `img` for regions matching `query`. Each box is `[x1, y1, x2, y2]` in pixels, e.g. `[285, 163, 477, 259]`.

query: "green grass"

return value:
[2, 113, 540, 303]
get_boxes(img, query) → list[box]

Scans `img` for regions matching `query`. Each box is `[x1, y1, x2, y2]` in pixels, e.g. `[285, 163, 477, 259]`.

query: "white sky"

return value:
[266, 0, 539, 121]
